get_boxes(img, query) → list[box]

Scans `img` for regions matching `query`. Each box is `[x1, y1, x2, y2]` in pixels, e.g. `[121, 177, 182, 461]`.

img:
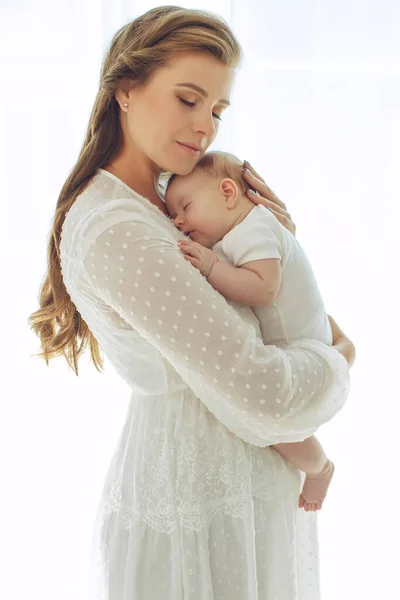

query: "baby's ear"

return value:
[219, 178, 239, 207]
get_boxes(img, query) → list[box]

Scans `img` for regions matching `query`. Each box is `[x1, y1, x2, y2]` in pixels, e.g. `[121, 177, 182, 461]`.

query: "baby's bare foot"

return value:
[298, 459, 335, 512]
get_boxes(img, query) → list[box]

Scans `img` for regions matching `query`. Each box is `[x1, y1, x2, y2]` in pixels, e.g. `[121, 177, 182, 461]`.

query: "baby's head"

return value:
[165, 151, 254, 248]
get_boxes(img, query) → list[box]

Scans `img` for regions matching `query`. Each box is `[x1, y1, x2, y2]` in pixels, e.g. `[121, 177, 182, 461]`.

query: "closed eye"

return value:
[178, 97, 222, 121]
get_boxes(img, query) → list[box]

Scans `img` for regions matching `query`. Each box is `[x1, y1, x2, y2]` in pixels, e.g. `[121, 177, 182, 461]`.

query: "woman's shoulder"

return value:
[64, 170, 169, 235]
[60, 169, 176, 261]
[73, 169, 149, 220]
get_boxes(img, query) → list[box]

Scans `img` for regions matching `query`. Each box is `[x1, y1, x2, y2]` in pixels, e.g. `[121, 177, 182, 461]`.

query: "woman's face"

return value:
[122, 52, 235, 176]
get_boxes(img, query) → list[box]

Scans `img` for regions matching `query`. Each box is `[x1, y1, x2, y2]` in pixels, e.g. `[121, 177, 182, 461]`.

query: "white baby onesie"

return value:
[212, 205, 333, 346]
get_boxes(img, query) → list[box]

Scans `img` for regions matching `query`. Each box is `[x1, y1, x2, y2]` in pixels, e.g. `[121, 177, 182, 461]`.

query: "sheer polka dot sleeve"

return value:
[83, 210, 350, 446]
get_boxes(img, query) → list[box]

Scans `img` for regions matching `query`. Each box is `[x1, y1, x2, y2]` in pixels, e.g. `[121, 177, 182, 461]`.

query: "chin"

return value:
[163, 147, 204, 176]
[193, 233, 213, 249]
[169, 161, 198, 177]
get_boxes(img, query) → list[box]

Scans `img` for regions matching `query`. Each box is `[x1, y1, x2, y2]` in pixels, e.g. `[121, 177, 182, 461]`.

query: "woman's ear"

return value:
[115, 79, 137, 111]
[115, 88, 130, 111]
[219, 178, 239, 208]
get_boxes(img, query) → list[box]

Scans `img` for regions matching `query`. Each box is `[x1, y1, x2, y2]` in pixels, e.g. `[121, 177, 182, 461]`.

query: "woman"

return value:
[28, 6, 355, 599]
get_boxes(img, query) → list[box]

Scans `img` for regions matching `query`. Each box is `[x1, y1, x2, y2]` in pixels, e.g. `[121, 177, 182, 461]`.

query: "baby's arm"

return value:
[207, 258, 282, 307]
[272, 435, 329, 475]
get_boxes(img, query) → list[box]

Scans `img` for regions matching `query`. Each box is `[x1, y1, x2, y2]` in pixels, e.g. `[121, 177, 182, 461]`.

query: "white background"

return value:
[1, 1, 399, 598]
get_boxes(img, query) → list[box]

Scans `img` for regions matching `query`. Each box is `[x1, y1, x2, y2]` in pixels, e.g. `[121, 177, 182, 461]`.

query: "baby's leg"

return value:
[272, 436, 335, 511]
[273, 436, 327, 475]
[299, 457, 335, 511]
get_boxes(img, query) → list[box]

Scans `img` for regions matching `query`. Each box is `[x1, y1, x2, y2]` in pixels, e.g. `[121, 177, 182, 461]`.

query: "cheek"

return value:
[127, 106, 155, 143]
[209, 128, 218, 144]
[132, 96, 176, 138]
[204, 209, 221, 233]
[184, 206, 201, 226]
[161, 98, 184, 130]
[194, 207, 214, 229]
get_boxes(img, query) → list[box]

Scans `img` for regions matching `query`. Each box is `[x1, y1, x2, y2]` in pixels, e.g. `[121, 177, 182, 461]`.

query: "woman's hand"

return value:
[242, 160, 296, 237]
[178, 239, 219, 278]
[328, 314, 356, 368]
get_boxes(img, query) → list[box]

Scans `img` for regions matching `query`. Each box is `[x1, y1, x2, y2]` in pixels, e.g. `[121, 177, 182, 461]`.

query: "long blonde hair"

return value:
[28, 5, 242, 376]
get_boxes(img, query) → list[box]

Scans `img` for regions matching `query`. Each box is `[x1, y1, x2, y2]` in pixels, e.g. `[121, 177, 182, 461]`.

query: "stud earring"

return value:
[123, 103, 128, 107]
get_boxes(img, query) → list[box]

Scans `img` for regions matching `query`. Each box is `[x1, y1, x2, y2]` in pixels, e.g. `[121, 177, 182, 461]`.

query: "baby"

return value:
[165, 150, 337, 512]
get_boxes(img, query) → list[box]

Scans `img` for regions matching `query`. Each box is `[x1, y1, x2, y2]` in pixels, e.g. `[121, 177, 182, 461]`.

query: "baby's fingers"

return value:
[178, 240, 199, 258]
[183, 255, 200, 269]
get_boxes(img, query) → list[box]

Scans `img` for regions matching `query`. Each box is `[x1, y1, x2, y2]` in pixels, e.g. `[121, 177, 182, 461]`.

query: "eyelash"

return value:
[179, 97, 222, 121]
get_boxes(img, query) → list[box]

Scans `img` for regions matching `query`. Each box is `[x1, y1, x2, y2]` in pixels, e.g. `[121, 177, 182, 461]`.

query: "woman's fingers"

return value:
[243, 160, 265, 183]
[269, 210, 295, 233]
[327, 314, 346, 343]
[241, 160, 296, 234]
[243, 162, 287, 211]
[246, 190, 296, 236]
[246, 189, 292, 220]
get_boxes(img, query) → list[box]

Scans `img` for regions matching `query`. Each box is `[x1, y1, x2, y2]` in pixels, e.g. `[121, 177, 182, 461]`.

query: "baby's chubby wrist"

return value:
[205, 254, 219, 278]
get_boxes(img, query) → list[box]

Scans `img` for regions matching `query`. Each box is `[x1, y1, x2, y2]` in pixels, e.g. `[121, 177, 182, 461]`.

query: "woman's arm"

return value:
[83, 202, 350, 447]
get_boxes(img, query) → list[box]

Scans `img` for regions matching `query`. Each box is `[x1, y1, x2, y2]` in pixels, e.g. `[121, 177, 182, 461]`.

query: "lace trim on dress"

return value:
[95, 419, 301, 534]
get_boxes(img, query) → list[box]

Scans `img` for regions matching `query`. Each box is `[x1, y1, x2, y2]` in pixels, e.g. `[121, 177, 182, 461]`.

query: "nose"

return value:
[174, 214, 184, 229]
[192, 110, 217, 139]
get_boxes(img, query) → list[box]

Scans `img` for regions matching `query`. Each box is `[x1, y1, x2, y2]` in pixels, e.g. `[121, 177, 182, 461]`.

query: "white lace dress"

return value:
[60, 168, 350, 600]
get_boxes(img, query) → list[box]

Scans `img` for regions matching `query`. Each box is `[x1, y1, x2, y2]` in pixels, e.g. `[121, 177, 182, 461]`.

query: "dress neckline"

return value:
[98, 167, 173, 227]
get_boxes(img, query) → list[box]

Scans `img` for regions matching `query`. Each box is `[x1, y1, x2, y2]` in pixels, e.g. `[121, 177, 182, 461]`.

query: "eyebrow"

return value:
[175, 82, 231, 107]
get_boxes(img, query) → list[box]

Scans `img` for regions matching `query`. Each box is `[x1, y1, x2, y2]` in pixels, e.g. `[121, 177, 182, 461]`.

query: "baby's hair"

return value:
[167, 151, 248, 194]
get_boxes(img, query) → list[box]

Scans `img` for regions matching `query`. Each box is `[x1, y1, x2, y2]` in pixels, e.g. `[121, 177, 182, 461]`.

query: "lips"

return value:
[179, 142, 202, 151]
[177, 142, 202, 155]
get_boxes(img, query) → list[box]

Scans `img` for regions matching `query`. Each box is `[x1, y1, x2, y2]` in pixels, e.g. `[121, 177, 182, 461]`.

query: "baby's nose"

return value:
[174, 215, 184, 228]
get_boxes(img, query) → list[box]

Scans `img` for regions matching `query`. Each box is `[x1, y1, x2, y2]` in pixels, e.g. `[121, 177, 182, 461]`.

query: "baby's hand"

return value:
[178, 239, 218, 278]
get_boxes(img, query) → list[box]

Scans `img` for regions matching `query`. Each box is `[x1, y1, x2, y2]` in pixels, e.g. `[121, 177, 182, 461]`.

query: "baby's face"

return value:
[165, 171, 231, 248]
